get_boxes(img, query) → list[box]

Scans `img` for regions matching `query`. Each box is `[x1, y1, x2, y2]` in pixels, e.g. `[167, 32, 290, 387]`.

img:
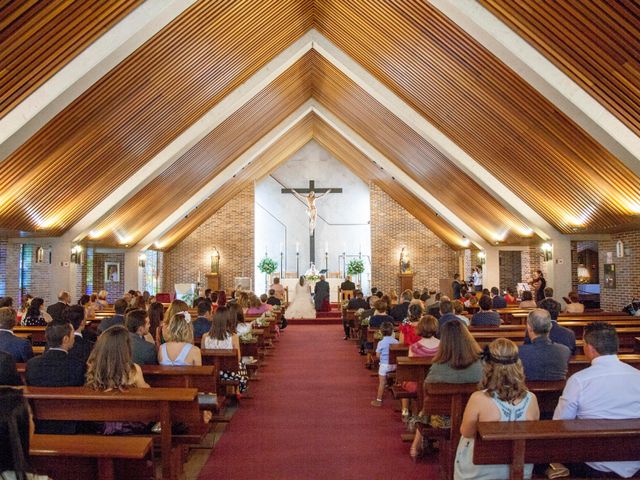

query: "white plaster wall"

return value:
[254, 140, 371, 294]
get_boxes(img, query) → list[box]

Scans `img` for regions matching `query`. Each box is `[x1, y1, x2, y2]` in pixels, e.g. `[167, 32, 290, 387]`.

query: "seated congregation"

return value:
[0, 286, 282, 479]
[344, 285, 640, 479]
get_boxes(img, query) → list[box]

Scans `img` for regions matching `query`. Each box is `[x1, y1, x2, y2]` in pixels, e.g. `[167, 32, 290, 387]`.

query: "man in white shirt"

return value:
[554, 322, 640, 478]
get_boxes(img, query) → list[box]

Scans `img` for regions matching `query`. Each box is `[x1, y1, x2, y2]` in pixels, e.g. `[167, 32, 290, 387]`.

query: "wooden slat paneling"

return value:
[481, 0, 640, 138]
[310, 52, 535, 245]
[314, 1, 640, 233]
[157, 114, 315, 250]
[86, 54, 314, 247]
[0, 0, 144, 119]
[0, 0, 313, 236]
[312, 114, 465, 249]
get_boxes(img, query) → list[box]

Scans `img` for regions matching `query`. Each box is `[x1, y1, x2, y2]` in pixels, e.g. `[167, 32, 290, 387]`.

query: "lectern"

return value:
[205, 273, 220, 292]
[398, 273, 415, 292]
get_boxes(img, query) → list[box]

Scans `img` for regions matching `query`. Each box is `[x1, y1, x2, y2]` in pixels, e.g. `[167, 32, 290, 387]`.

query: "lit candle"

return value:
[198, 270, 201, 283]
[279, 242, 283, 253]
[325, 242, 328, 254]
[343, 242, 346, 253]
[296, 241, 299, 253]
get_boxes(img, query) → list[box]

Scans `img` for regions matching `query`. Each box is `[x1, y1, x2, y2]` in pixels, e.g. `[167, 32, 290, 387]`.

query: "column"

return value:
[124, 249, 143, 293]
[546, 237, 572, 307]
[482, 245, 500, 291]
[49, 238, 77, 303]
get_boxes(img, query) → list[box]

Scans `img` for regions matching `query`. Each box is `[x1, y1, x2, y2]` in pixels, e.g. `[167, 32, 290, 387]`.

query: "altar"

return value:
[281, 277, 344, 303]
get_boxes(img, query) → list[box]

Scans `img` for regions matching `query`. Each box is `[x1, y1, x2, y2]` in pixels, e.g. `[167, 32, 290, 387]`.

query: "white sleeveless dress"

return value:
[286, 282, 316, 319]
[454, 391, 534, 480]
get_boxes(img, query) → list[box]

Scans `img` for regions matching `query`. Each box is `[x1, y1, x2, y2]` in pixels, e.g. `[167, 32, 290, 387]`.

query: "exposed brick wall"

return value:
[599, 231, 640, 311]
[0, 238, 7, 297]
[0, 243, 54, 306]
[521, 246, 545, 282]
[164, 185, 254, 293]
[499, 250, 522, 291]
[93, 252, 125, 302]
[370, 183, 457, 294]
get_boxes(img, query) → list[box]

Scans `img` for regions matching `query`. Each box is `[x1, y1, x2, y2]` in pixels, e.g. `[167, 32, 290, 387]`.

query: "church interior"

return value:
[1, 1, 640, 479]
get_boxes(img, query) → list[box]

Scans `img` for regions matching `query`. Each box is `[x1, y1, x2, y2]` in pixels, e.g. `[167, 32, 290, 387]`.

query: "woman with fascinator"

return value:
[454, 338, 540, 479]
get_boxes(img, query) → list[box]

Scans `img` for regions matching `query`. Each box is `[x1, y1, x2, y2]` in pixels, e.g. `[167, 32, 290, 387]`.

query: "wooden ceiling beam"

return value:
[430, 0, 640, 180]
[0, 0, 197, 162]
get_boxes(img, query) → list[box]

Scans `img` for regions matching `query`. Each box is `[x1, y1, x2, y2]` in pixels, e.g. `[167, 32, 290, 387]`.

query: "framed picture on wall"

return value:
[105, 262, 120, 283]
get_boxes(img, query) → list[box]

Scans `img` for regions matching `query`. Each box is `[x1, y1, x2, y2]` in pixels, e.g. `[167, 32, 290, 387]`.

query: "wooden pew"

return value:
[201, 349, 242, 397]
[474, 419, 640, 480]
[24, 386, 201, 480]
[568, 354, 640, 375]
[396, 356, 433, 408]
[424, 380, 565, 480]
[30, 434, 153, 480]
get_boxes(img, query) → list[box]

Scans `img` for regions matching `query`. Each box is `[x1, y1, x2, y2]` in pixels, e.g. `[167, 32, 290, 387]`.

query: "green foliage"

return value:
[347, 258, 365, 275]
[257, 256, 278, 275]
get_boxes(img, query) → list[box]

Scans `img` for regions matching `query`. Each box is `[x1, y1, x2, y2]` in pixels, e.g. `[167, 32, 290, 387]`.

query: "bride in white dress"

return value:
[285, 276, 316, 319]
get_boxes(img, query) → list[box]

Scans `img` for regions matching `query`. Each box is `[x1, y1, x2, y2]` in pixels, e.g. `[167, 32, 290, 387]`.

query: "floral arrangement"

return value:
[305, 273, 321, 282]
[257, 256, 278, 275]
[347, 258, 365, 275]
[239, 332, 254, 342]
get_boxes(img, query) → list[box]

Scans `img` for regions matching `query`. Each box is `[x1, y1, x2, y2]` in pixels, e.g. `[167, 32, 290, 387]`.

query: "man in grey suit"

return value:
[125, 309, 157, 365]
[314, 275, 330, 312]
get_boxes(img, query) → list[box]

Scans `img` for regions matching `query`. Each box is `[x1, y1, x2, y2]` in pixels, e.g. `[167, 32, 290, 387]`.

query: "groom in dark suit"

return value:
[314, 275, 331, 312]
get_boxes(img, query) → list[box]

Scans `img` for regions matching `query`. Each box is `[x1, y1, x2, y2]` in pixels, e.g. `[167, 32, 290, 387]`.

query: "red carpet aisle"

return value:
[198, 325, 437, 479]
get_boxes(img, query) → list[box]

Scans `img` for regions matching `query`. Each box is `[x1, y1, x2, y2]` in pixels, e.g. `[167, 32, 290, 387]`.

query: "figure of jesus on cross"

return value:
[282, 180, 342, 263]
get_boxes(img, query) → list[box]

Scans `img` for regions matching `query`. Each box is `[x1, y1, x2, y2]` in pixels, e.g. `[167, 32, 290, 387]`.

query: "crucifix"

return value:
[281, 180, 342, 264]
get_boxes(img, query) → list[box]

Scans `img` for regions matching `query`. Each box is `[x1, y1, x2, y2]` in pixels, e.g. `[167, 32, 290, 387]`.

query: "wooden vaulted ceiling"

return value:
[481, 0, 640, 138]
[0, 0, 312, 235]
[311, 115, 466, 249]
[85, 53, 314, 247]
[314, 0, 640, 233]
[155, 113, 316, 250]
[0, 0, 144, 119]
[2, 0, 640, 247]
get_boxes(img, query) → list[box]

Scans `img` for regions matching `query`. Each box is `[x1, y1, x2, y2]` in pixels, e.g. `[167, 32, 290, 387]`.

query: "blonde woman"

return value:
[156, 299, 189, 344]
[96, 290, 109, 309]
[454, 338, 539, 479]
[158, 313, 201, 366]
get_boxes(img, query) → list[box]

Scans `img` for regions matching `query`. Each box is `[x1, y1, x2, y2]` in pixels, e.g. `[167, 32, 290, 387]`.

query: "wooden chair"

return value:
[339, 289, 354, 302]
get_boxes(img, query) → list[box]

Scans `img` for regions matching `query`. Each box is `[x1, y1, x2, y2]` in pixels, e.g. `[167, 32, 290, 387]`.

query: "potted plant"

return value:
[257, 256, 278, 290]
[347, 258, 365, 287]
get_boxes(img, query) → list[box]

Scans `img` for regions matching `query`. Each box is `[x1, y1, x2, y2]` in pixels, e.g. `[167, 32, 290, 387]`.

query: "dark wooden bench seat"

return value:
[24, 386, 202, 480]
[423, 381, 566, 480]
[474, 418, 640, 480]
[30, 433, 153, 480]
